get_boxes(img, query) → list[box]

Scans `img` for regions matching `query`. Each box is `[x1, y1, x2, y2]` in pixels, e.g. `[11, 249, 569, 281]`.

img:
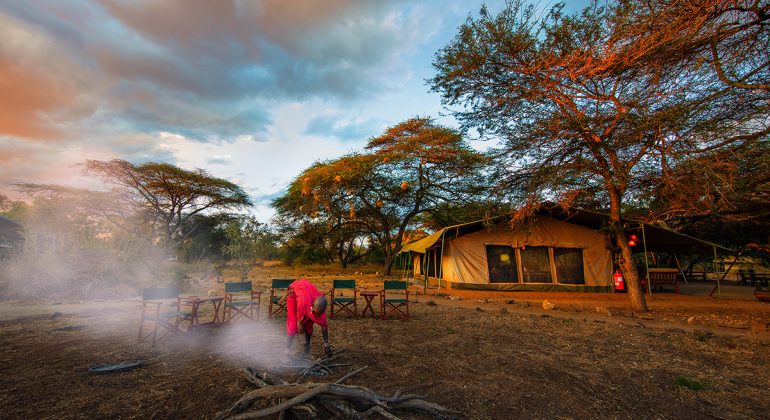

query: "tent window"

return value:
[520, 246, 552, 283]
[486, 245, 518, 283]
[554, 248, 585, 284]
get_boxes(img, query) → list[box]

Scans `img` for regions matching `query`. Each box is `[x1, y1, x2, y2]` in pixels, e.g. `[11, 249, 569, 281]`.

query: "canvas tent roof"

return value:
[399, 206, 732, 255]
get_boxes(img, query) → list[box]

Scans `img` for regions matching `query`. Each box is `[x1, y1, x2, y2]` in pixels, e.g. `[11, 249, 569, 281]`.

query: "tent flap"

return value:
[399, 229, 447, 254]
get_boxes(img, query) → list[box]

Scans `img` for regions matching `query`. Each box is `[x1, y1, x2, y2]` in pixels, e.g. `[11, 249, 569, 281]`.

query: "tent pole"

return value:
[438, 231, 446, 295]
[641, 223, 651, 297]
[422, 250, 428, 297]
[673, 254, 688, 285]
[713, 246, 720, 298]
[709, 247, 742, 297]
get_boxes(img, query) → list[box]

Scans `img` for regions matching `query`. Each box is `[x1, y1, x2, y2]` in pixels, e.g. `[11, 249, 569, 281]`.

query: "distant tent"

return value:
[399, 206, 731, 292]
[0, 216, 24, 251]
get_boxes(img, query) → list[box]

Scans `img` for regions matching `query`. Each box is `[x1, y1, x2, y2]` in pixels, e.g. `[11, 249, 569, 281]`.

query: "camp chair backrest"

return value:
[383, 281, 407, 291]
[272, 279, 294, 289]
[333, 279, 356, 289]
[330, 279, 358, 318]
[269, 279, 294, 318]
[138, 287, 189, 346]
[142, 287, 181, 300]
[224, 281, 261, 322]
[225, 281, 252, 294]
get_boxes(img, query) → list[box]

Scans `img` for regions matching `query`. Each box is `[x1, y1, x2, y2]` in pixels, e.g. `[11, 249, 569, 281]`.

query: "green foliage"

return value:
[177, 213, 234, 263]
[84, 159, 251, 244]
[673, 375, 711, 391]
[222, 216, 278, 280]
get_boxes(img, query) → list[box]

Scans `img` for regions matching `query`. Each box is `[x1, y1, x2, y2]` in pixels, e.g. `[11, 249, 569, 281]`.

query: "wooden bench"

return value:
[739, 270, 770, 287]
[641, 270, 680, 293]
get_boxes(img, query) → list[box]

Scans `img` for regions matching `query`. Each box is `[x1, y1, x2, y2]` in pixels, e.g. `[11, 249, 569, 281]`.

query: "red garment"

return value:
[286, 279, 328, 335]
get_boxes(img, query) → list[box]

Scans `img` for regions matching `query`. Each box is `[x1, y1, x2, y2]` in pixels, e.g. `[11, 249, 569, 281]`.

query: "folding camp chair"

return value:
[380, 281, 410, 320]
[329, 279, 358, 318]
[269, 279, 294, 318]
[224, 281, 262, 322]
[137, 287, 193, 346]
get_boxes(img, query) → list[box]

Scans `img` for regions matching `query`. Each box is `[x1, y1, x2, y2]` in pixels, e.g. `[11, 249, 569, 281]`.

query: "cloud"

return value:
[0, 0, 490, 221]
[0, 0, 423, 146]
[206, 155, 233, 166]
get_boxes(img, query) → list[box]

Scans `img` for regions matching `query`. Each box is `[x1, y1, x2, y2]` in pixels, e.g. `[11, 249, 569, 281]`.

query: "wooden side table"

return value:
[360, 292, 379, 319]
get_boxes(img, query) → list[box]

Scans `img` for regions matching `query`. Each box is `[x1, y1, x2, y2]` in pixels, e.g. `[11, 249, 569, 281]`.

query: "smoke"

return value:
[0, 195, 179, 300]
[0, 192, 298, 371]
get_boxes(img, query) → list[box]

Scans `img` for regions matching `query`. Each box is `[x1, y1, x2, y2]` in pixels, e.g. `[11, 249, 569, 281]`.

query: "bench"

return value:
[739, 270, 770, 287]
[641, 270, 680, 293]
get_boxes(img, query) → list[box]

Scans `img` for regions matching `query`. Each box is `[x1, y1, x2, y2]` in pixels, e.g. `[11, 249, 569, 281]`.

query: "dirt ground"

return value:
[1, 265, 769, 419]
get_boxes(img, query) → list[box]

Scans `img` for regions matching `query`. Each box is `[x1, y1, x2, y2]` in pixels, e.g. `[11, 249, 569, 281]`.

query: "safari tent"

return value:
[399, 206, 730, 292]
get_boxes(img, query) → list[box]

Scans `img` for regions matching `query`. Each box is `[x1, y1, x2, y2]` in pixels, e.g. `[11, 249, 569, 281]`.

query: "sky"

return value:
[0, 0, 584, 221]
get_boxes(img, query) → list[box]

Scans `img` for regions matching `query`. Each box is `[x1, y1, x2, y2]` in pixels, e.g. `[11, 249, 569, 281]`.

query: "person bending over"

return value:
[283, 279, 332, 359]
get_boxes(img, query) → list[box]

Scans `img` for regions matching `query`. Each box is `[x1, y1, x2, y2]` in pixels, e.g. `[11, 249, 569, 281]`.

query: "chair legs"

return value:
[226, 302, 261, 322]
[331, 300, 358, 319]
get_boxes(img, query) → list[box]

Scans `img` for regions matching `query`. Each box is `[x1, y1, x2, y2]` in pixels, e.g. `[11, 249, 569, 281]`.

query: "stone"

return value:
[542, 300, 555, 310]
[595, 306, 612, 316]
[427, 300, 437, 306]
[475, 306, 484, 312]
[687, 316, 696, 325]
[499, 307, 508, 314]
[506, 299, 516, 304]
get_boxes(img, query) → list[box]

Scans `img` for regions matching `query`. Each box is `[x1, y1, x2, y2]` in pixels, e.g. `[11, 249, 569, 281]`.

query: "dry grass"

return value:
[1, 264, 769, 419]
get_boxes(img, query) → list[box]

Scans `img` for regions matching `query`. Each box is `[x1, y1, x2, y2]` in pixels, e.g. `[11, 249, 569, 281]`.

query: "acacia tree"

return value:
[222, 216, 278, 280]
[274, 117, 488, 275]
[616, 0, 770, 246]
[84, 160, 251, 245]
[273, 160, 373, 268]
[430, 1, 761, 311]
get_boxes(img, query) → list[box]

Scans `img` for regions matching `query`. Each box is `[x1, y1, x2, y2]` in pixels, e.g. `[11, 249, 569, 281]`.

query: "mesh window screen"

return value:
[520, 246, 552, 283]
[486, 245, 518, 283]
[554, 248, 585, 284]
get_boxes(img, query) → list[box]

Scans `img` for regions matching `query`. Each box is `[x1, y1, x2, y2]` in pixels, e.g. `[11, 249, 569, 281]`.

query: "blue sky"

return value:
[0, 0, 586, 220]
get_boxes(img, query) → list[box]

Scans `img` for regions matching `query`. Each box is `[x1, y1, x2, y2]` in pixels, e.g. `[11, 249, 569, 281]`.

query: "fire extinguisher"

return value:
[613, 269, 625, 292]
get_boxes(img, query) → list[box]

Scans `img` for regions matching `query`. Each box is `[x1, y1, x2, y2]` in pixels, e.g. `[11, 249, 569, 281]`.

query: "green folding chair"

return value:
[380, 281, 410, 320]
[137, 287, 192, 346]
[329, 279, 358, 318]
[224, 281, 262, 322]
[269, 279, 294, 318]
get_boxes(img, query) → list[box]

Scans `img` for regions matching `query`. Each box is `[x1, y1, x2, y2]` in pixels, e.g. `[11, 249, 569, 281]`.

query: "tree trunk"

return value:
[382, 251, 393, 276]
[616, 233, 648, 312]
[608, 187, 649, 312]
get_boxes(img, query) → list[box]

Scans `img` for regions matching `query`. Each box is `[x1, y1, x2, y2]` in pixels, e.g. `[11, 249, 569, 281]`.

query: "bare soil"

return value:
[1, 265, 769, 419]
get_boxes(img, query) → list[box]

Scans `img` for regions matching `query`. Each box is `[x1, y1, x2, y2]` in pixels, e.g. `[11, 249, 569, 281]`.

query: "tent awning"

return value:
[399, 229, 447, 254]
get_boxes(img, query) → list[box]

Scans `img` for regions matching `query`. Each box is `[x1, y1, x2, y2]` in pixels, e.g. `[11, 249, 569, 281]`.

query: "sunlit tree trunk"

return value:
[608, 187, 648, 312]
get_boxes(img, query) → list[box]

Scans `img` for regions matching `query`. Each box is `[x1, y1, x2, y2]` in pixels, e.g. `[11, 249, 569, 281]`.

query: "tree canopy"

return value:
[273, 117, 488, 274]
[84, 159, 251, 244]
